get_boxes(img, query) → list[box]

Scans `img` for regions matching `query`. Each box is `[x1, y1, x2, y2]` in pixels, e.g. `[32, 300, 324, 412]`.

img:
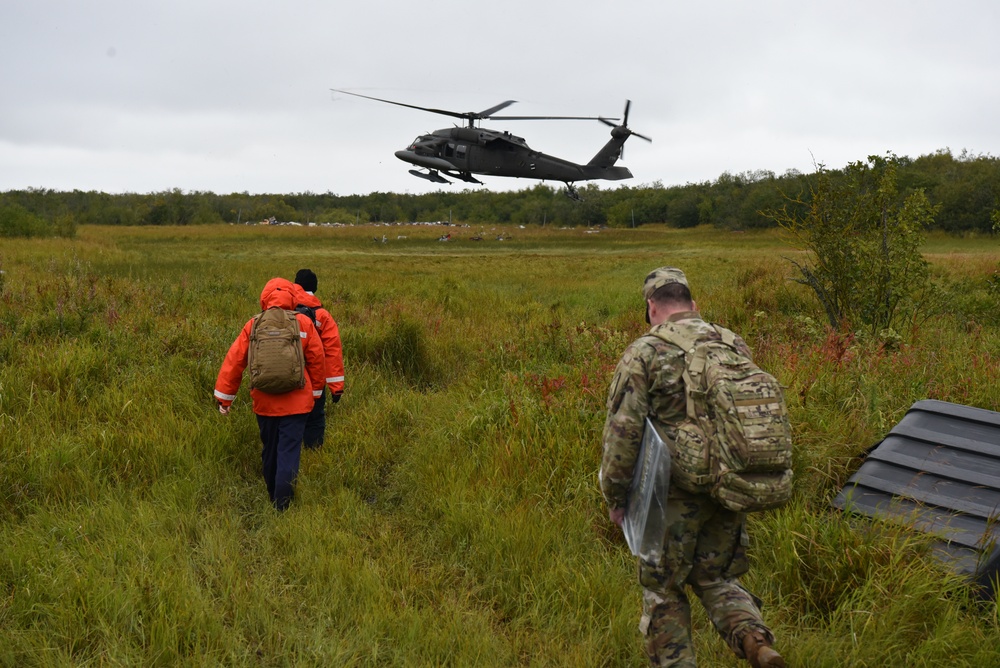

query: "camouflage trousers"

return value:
[637, 488, 775, 667]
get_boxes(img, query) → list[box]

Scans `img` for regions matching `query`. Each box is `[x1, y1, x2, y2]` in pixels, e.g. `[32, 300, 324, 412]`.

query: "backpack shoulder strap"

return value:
[294, 304, 319, 328]
[649, 321, 708, 422]
[710, 323, 741, 350]
[249, 310, 267, 341]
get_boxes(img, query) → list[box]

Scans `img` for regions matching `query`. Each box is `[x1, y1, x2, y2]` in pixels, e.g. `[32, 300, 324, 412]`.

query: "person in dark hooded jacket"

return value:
[293, 269, 345, 449]
[215, 277, 326, 510]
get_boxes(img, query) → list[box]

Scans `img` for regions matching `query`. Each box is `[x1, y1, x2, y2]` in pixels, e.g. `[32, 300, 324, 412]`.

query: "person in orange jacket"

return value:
[214, 277, 326, 511]
[293, 269, 345, 449]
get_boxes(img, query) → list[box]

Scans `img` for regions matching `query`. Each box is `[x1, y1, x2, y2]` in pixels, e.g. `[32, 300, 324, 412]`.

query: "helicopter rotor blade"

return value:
[332, 89, 517, 124]
[620, 101, 631, 161]
[620, 100, 651, 141]
[332, 89, 622, 128]
[331, 89, 475, 121]
[477, 100, 518, 117]
[490, 114, 619, 122]
[599, 118, 651, 140]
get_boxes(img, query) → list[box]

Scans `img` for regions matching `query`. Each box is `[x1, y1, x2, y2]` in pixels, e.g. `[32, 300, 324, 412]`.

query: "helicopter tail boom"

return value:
[587, 135, 629, 169]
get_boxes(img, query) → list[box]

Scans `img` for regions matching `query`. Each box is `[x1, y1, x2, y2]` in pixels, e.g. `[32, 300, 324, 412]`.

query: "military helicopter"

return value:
[330, 89, 651, 199]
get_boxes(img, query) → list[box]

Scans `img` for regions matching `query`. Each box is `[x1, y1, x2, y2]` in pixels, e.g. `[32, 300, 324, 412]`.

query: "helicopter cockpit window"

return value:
[456, 145, 467, 160]
[445, 143, 455, 158]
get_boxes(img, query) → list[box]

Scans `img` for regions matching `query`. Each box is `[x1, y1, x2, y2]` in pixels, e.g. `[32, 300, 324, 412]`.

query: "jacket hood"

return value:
[260, 277, 297, 310]
[292, 283, 322, 308]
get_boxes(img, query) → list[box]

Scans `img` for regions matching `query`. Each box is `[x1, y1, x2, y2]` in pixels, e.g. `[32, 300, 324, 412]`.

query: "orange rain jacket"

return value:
[214, 278, 325, 416]
[292, 284, 345, 395]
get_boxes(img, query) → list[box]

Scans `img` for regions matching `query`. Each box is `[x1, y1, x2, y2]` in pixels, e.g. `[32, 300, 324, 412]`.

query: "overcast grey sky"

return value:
[2, 1, 998, 196]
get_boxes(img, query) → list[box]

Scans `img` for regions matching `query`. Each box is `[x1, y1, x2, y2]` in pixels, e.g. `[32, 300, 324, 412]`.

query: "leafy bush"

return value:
[0, 202, 51, 237]
[0, 200, 76, 238]
[770, 155, 939, 336]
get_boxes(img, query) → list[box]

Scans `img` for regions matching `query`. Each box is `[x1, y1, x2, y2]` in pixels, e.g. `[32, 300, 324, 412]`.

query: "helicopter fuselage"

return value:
[394, 126, 633, 185]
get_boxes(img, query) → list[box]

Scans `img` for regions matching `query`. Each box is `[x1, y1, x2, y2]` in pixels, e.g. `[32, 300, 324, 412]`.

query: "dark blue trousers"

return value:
[303, 388, 326, 449]
[256, 413, 308, 511]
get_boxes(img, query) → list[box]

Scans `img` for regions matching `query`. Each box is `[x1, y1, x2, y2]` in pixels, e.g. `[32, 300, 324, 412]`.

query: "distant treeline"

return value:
[2, 149, 998, 236]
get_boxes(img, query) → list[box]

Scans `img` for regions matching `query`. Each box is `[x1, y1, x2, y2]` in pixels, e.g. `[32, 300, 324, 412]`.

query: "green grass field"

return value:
[1, 223, 999, 666]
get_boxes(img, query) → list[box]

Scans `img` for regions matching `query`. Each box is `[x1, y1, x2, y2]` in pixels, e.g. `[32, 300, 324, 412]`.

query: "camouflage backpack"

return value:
[651, 320, 793, 512]
[248, 307, 305, 394]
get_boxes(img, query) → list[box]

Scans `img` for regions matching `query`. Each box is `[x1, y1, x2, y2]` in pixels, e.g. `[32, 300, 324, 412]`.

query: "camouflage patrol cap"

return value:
[642, 267, 689, 301]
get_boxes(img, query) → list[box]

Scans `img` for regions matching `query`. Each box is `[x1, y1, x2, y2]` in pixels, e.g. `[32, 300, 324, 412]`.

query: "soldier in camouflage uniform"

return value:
[601, 267, 785, 668]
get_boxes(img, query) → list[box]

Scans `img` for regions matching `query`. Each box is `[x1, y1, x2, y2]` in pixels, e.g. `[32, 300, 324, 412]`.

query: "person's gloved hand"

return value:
[330, 391, 343, 404]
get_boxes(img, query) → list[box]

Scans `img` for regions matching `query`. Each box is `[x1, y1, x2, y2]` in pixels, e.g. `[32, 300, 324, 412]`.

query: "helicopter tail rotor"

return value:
[599, 100, 651, 159]
[586, 100, 651, 168]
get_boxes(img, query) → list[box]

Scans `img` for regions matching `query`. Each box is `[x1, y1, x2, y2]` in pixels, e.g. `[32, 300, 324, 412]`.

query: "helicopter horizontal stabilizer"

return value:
[408, 169, 451, 184]
[595, 166, 633, 181]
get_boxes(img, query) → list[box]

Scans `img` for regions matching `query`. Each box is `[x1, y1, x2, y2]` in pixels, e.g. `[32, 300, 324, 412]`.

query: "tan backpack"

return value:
[651, 320, 793, 512]
[248, 307, 305, 394]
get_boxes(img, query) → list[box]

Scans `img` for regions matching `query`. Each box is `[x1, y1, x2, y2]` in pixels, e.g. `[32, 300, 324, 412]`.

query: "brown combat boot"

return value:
[742, 632, 786, 668]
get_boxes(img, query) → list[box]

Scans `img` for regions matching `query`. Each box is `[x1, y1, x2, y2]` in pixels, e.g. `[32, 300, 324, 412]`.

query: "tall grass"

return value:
[1, 224, 998, 666]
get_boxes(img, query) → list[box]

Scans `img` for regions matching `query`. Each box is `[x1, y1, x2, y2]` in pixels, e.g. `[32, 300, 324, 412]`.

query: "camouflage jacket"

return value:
[600, 311, 752, 510]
